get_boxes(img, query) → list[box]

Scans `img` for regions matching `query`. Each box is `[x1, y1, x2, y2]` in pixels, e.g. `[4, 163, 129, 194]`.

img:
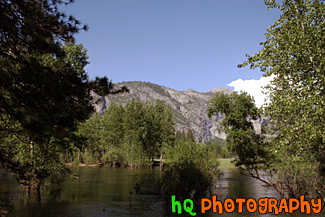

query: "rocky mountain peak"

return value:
[92, 81, 267, 143]
[207, 87, 233, 94]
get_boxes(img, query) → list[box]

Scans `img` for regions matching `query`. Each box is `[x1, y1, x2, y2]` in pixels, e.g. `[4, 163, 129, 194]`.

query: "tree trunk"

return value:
[160, 151, 163, 171]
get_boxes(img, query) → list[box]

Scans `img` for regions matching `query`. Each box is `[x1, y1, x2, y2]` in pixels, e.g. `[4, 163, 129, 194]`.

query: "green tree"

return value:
[0, 0, 89, 143]
[122, 99, 148, 166]
[156, 101, 175, 168]
[122, 99, 175, 167]
[161, 140, 219, 203]
[89, 77, 128, 97]
[76, 99, 175, 168]
[181, 129, 186, 141]
[175, 131, 182, 140]
[0, 0, 122, 192]
[186, 129, 195, 142]
[100, 103, 125, 166]
[0, 42, 95, 191]
[76, 112, 102, 164]
[206, 137, 234, 158]
[239, 0, 324, 199]
[207, 92, 264, 166]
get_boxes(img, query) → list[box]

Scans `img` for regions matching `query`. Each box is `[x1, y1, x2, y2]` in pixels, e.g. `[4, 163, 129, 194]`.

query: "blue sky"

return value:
[61, 0, 280, 104]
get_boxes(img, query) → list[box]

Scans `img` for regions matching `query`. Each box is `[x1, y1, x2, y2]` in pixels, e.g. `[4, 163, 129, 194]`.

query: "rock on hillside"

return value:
[92, 81, 268, 143]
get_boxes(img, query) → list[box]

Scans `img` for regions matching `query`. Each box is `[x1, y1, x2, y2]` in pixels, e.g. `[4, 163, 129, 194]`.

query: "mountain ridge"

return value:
[92, 81, 267, 143]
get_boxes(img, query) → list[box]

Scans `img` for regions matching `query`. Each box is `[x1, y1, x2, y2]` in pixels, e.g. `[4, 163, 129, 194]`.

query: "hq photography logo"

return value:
[170, 195, 323, 216]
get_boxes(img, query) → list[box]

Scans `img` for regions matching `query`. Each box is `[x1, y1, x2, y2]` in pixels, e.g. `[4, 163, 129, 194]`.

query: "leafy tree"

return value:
[76, 112, 102, 164]
[155, 101, 175, 168]
[206, 137, 234, 158]
[175, 129, 190, 141]
[186, 129, 195, 142]
[239, 0, 324, 199]
[122, 99, 175, 166]
[207, 92, 264, 166]
[207, 137, 225, 146]
[0, 42, 96, 191]
[122, 99, 148, 166]
[0, 132, 71, 192]
[175, 131, 182, 140]
[76, 99, 175, 168]
[161, 140, 219, 203]
[100, 103, 125, 166]
[181, 129, 186, 141]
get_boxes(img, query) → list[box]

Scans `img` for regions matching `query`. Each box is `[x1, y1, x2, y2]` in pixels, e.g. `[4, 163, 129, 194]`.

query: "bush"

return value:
[82, 152, 97, 164]
[160, 160, 215, 203]
[160, 140, 219, 203]
[206, 137, 235, 158]
[0, 194, 14, 217]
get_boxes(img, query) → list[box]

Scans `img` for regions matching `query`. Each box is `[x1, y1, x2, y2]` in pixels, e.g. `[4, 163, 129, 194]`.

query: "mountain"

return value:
[92, 81, 268, 143]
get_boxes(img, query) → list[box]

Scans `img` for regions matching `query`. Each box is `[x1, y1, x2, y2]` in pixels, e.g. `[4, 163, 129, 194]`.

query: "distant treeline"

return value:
[62, 99, 229, 168]
[62, 98, 221, 203]
[64, 99, 174, 167]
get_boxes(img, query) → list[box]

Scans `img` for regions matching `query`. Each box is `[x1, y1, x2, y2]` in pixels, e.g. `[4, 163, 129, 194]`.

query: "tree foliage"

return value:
[206, 137, 234, 158]
[0, 0, 114, 191]
[76, 99, 175, 167]
[0, 42, 94, 190]
[207, 92, 265, 166]
[161, 139, 220, 203]
[238, 0, 324, 199]
[0, 0, 90, 142]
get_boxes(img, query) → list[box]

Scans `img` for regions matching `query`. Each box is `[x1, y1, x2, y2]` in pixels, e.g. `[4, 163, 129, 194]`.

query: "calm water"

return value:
[0, 167, 323, 217]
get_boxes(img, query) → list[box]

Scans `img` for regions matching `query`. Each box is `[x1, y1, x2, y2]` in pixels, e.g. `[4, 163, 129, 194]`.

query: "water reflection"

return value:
[207, 168, 323, 217]
[0, 167, 323, 217]
[216, 168, 278, 200]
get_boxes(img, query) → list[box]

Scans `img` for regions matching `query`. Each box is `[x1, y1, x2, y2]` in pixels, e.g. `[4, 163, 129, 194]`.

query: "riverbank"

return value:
[218, 158, 235, 169]
[65, 163, 101, 167]
[3, 165, 314, 217]
[65, 158, 236, 169]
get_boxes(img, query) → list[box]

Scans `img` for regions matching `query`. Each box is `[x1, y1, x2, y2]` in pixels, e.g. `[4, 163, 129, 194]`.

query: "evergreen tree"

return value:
[1, 0, 89, 143]
[180, 129, 186, 141]
[186, 129, 195, 142]
[175, 131, 182, 140]
[0, 0, 114, 191]
[0, 42, 96, 190]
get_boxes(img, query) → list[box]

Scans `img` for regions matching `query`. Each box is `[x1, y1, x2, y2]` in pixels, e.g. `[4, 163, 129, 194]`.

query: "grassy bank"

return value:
[218, 158, 235, 169]
[65, 158, 236, 169]
[155, 158, 236, 169]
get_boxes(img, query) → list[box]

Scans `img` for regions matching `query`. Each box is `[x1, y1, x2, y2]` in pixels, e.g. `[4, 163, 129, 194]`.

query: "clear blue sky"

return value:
[61, 0, 281, 92]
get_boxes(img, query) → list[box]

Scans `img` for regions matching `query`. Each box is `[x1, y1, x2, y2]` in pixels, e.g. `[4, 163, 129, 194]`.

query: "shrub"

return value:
[160, 140, 220, 203]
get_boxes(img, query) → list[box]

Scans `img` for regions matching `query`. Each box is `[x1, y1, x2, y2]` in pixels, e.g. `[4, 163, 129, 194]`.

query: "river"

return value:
[0, 167, 323, 216]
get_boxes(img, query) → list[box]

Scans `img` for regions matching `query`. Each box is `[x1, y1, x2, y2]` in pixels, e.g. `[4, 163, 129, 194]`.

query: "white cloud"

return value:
[228, 76, 274, 108]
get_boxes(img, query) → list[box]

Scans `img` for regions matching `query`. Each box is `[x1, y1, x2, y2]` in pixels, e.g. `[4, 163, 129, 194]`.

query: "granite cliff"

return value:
[92, 81, 268, 143]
